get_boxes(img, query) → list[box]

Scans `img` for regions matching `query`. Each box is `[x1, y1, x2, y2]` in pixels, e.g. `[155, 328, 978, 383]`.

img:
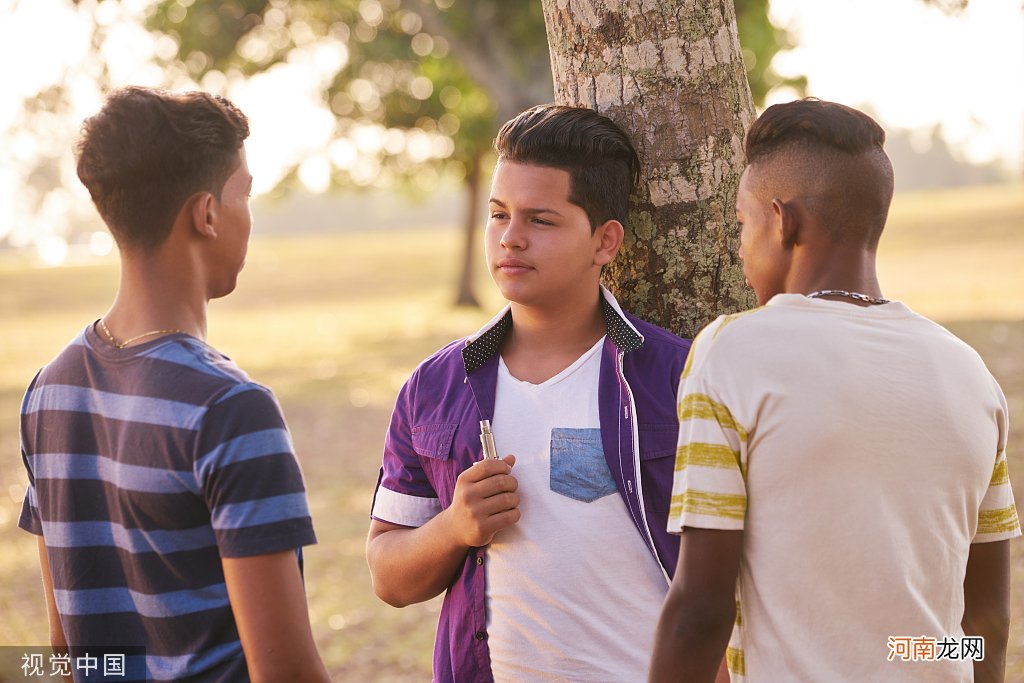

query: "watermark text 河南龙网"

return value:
[887, 635, 984, 662]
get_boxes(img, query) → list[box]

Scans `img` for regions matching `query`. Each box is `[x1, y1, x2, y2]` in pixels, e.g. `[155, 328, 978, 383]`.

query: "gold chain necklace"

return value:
[98, 319, 185, 349]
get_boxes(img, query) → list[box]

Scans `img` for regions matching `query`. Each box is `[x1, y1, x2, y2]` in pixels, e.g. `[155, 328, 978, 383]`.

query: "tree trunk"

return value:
[454, 150, 483, 307]
[541, 0, 757, 338]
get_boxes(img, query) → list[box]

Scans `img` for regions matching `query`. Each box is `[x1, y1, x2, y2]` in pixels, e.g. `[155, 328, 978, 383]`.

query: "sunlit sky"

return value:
[0, 0, 1021, 263]
[768, 0, 1023, 170]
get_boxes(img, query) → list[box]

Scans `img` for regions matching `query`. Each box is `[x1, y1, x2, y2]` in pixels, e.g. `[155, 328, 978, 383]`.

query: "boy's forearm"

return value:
[37, 538, 68, 650]
[221, 551, 330, 683]
[963, 604, 1009, 683]
[970, 641, 1006, 683]
[366, 511, 470, 607]
[962, 539, 1011, 683]
[650, 528, 742, 683]
[369, 457, 520, 606]
[648, 596, 733, 683]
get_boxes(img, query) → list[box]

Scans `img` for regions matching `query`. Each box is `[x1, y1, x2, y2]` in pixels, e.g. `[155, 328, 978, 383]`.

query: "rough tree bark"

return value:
[541, 0, 758, 338]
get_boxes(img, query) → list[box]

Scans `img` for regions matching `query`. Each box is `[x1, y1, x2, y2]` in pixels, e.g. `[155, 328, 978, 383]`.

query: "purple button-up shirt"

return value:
[371, 288, 691, 682]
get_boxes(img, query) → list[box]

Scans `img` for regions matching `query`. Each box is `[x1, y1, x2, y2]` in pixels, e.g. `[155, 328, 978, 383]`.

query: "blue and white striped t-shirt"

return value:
[19, 324, 317, 682]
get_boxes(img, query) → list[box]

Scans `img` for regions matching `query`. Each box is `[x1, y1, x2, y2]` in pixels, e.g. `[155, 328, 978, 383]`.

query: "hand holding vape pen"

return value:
[479, 420, 499, 459]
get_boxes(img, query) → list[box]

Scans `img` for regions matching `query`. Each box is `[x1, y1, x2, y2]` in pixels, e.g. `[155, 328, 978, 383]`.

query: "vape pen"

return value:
[479, 420, 499, 459]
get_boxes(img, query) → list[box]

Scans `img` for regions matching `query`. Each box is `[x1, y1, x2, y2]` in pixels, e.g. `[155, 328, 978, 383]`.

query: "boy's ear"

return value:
[593, 219, 625, 266]
[771, 198, 799, 249]
[189, 192, 218, 239]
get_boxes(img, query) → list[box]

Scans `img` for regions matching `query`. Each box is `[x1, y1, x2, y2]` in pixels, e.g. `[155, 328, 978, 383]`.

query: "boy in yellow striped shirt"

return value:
[649, 99, 1019, 683]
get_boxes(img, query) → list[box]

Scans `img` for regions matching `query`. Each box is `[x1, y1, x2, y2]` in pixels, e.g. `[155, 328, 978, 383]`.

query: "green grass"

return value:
[878, 183, 1024, 320]
[0, 182, 1022, 679]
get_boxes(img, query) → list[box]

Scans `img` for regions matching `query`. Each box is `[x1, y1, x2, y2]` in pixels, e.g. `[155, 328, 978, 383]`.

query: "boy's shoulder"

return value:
[615, 310, 692, 381]
[407, 305, 512, 383]
[623, 310, 692, 354]
[29, 325, 269, 409]
[405, 335, 474, 387]
[697, 306, 772, 346]
[420, 335, 469, 365]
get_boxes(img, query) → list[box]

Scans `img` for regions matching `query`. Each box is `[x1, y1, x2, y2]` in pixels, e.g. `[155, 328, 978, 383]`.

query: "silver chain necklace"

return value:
[806, 289, 890, 305]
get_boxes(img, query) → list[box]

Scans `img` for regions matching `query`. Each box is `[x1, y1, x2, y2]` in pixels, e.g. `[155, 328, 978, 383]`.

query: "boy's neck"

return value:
[500, 293, 607, 384]
[102, 248, 209, 345]
[789, 247, 883, 303]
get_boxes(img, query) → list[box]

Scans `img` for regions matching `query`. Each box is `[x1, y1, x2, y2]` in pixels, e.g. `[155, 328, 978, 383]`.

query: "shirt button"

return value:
[475, 556, 484, 565]
[475, 631, 486, 641]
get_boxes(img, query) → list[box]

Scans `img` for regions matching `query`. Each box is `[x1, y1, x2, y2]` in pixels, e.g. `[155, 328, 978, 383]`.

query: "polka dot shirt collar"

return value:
[461, 286, 644, 374]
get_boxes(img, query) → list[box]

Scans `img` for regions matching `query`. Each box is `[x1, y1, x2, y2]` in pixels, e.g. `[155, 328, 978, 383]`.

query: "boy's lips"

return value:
[496, 258, 533, 273]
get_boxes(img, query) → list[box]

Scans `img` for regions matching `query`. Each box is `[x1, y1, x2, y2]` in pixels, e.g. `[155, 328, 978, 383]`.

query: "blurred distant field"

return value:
[0, 183, 1021, 680]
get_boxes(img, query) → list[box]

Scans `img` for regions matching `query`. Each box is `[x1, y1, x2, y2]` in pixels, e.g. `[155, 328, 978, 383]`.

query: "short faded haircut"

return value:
[77, 87, 249, 251]
[494, 104, 641, 231]
[744, 98, 894, 248]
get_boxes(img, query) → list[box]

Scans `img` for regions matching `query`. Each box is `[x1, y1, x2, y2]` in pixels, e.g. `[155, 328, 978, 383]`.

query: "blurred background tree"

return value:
[142, 0, 802, 306]
[3, 0, 1004, 295]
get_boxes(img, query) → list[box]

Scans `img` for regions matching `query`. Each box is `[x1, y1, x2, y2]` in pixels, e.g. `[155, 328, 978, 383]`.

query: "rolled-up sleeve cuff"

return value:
[372, 486, 441, 527]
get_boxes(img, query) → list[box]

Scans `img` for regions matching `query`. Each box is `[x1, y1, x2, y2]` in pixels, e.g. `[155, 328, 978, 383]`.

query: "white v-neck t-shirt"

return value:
[485, 336, 667, 682]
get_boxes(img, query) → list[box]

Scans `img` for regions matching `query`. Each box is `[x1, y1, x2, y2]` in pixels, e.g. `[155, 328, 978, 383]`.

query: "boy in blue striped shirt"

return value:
[18, 87, 329, 683]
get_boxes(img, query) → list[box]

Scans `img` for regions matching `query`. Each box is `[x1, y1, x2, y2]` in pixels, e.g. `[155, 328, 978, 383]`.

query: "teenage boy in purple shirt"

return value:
[367, 105, 692, 682]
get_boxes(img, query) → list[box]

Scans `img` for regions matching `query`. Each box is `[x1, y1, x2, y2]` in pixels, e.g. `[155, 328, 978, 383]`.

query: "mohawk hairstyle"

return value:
[745, 97, 887, 163]
[743, 98, 894, 247]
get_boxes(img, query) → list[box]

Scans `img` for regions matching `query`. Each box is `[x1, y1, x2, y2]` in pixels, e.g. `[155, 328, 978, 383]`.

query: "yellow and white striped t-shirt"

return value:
[668, 294, 1020, 683]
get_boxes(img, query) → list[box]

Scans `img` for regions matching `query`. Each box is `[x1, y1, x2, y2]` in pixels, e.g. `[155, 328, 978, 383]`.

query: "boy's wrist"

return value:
[433, 504, 475, 553]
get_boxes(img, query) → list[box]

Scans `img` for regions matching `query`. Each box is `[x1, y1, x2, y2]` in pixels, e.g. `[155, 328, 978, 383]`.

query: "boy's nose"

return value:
[500, 219, 527, 250]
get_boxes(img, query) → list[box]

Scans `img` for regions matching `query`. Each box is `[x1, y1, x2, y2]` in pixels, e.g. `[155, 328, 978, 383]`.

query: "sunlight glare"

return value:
[298, 156, 332, 194]
[329, 138, 358, 170]
[351, 124, 386, 154]
[229, 63, 339, 195]
[37, 235, 69, 267]
[89, 230, 114, 257]
[768, 0, 1023, 172]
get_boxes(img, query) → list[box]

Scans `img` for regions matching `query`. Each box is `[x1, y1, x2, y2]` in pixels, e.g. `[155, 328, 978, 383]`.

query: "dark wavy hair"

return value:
[76, 87, 249, 250]
[494, 104, 641, 231]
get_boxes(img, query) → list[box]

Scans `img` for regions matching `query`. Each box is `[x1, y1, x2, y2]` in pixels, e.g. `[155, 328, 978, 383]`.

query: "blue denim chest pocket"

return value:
[549, 427, 618, 503]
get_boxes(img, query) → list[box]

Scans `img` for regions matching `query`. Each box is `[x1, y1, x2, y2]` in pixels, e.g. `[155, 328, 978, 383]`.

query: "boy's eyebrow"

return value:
[487, 198, 564, 216]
